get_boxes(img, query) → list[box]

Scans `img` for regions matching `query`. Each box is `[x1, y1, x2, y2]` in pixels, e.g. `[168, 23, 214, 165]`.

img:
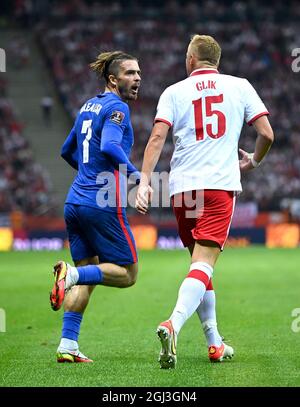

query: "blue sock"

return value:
[77, 265, 103, 285]
[61, 311, 83, 341]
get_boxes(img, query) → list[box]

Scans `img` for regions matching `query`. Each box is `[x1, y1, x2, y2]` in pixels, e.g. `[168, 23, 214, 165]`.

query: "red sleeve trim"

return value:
[247, 111, 269, 126]
[154, 118, 172, 127]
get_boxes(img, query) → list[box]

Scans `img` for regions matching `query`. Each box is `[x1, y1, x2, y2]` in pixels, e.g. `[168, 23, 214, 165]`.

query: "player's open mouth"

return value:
[131, 85, 139, 95]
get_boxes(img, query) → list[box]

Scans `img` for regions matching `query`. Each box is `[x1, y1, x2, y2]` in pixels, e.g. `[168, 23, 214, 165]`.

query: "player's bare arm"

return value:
[135, 121, 169, 214]
[239, 115, 274, 172]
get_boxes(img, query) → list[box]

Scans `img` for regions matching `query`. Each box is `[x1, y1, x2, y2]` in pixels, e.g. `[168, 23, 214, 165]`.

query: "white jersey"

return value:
[155, 68, 269, 197]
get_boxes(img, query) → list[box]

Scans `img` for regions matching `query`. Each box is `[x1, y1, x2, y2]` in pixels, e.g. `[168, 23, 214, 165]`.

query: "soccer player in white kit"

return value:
[136, 35, 274, 368]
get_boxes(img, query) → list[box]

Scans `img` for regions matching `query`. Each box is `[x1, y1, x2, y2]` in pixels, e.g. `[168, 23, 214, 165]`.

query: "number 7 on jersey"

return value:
[192, 94, 226, 140]
[82, 119, 92, 163]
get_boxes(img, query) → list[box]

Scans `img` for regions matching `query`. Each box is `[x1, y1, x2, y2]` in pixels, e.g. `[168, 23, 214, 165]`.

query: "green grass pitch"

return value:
[0, 247, 299, 387]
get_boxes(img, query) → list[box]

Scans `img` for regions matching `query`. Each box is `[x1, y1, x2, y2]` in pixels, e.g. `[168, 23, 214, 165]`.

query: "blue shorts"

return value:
[64, 203, 138, 265]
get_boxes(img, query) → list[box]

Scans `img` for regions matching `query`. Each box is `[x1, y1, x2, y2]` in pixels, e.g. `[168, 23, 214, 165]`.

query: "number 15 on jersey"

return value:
[192, 94, 226, 141]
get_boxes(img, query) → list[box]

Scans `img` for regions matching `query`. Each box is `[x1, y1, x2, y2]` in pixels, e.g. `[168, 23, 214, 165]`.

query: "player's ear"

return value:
[186, 53, 194, 74]
[108, 74, 117, 87]
[189, 53, 197, 66]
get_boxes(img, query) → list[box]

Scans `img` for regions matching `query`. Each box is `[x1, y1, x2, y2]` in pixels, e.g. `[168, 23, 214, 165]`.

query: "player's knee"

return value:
[122, 274, 135, 288]
[121, 264, 138, 287]
[129, 271, 138, 287]
[122, 268, 138, 288]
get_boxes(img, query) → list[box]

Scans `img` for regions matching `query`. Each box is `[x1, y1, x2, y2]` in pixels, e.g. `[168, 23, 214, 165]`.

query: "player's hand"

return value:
[135, 185, 153, 214]
[239, 148, 255, 172]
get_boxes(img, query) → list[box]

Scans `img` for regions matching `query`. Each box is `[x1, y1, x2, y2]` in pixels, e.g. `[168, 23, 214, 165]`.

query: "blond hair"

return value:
[90, 51, 137, 82]
[189, 35, 221, 67]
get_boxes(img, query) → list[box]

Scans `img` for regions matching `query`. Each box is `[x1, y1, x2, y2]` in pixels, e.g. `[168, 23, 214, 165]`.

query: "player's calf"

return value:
[104, 263, 138, 288]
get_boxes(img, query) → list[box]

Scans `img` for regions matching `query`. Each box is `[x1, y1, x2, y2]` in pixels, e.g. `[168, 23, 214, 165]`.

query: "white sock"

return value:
[197, 290, 222, 347]
[58, 338, 78, 352]
[65, 265, 79, 290]
[170, 262, 213, 334]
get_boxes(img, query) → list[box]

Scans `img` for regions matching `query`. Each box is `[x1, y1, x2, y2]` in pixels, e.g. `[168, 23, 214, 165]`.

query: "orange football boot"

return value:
[50, 261, 68, 311]
[57, 349, 93, 363]
[208, 342, 234, 362]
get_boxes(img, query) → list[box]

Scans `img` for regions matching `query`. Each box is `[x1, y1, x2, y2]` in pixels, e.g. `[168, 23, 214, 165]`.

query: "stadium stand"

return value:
[0, 75, 57, 215]
[34, 0, 300, 217]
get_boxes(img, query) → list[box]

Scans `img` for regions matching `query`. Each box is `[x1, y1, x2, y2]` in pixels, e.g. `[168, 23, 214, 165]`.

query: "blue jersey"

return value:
[61, 92, 139, 212]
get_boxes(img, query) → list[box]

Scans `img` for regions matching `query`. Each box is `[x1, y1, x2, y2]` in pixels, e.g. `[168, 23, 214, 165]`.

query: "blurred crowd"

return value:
[34, 0, 300, 213]
[0, 76, 57, 214]
[3, 0, 300, 216]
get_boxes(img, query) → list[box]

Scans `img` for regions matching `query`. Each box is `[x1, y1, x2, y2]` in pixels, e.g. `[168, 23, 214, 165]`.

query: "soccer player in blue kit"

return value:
[50, 51, 144, 363]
